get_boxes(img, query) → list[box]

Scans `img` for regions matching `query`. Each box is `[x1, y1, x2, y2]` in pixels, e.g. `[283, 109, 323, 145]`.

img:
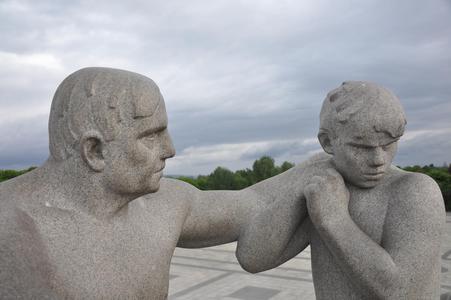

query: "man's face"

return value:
[103, 99, 175, 196]
[330, 120, 399, 189]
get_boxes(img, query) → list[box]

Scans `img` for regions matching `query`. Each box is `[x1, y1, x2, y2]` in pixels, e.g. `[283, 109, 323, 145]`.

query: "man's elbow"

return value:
[235, 249, 274, 274]
[236, 257, 265, 274]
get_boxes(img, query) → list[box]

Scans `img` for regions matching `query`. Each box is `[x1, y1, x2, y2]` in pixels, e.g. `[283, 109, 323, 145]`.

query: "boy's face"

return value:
[330, 120, 400, 189]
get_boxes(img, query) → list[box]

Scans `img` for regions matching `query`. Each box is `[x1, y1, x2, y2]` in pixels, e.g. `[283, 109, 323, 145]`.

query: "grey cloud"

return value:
[0, 0, 450, 173]
[0, 115, 49, 169]
[396, 130, 451, 167]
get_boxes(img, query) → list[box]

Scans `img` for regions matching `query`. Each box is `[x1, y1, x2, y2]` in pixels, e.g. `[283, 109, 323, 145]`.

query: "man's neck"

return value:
[42, 158, 134, 220]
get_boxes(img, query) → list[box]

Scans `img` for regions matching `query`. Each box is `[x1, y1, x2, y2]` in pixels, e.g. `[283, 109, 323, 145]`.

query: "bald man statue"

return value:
[0, 67, 312, 299]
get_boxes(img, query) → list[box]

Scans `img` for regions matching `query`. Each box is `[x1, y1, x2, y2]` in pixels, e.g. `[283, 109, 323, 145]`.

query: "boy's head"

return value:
[318, 81, 406, 188]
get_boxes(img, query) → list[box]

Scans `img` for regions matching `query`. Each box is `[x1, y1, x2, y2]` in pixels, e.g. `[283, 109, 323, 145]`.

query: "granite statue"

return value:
[0, 67, 311, 299]
[237, 81, 446, 299]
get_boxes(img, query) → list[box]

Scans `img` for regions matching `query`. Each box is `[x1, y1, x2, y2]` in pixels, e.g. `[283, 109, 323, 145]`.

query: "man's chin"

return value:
[147, 176, 162, 193]
[133, 179, 161, 197]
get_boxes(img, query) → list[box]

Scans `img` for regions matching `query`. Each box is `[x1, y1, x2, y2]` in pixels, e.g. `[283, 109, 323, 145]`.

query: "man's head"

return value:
[318, 81, 406, 188]
[48, 67, 175, 195]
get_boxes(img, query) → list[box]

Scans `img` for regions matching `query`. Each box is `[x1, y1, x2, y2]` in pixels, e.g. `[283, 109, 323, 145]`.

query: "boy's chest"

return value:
[347, 188, 390, 244]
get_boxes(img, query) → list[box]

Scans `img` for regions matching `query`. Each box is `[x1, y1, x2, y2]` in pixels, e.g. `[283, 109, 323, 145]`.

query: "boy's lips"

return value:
[362, 172, 385, 180]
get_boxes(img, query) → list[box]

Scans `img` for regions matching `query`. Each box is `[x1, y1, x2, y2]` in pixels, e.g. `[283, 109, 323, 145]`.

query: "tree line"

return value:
[402, 164, 451, 211]
[1, 158, 450, 211]
[176, 158, 451, 211]
[175, 156, 294, 190]
[0, 167, 36, 182]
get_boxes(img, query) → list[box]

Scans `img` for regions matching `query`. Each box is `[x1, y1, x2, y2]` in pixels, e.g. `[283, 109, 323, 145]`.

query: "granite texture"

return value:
[0, 67, 311, 299]
[0, 69, 445, 299]
[237, 81, 446, 299]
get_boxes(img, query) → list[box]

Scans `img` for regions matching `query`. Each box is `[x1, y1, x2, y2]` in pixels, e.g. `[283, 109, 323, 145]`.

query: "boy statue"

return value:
[237, 81, 446, 299]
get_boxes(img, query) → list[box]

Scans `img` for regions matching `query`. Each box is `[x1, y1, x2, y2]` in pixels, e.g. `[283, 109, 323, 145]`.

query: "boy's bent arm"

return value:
[381, 174, 445, 298]
[309, 172, 445, 299]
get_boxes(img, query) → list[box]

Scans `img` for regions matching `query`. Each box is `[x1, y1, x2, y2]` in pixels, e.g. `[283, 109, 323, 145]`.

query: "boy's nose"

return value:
[369, 147, 385, 167]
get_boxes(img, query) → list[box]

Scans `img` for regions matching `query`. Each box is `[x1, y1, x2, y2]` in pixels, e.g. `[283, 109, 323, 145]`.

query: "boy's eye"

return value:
[350, 144, 372, 149]
[382, 141, 396, 151]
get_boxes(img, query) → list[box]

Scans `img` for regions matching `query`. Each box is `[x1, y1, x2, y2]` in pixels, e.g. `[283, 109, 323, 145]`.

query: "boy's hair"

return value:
[319, 81, 406, 139]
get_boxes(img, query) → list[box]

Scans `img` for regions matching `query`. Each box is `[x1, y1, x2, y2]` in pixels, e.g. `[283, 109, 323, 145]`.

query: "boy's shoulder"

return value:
[386, 166, 444, 214]
[388, 166, 441, 193]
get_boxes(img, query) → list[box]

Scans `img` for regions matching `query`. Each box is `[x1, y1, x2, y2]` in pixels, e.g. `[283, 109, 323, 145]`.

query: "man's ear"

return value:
[318, 129, 334, 155]
[80, 131, 105, 172]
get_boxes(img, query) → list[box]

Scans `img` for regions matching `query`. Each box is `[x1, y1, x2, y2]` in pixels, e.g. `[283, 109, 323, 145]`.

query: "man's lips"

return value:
[155, 163, 165, 173]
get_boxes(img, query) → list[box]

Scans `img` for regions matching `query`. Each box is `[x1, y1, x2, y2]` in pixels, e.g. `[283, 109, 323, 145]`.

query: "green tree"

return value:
[0, 167, 36, 183]
[235, 169, 255, 186]
[252, 156, 277, 182]
[231, 172, 249, 190]
[175, 156, 295, 191]
[208, 167, 235, 190]
[280, 161, 295, 172]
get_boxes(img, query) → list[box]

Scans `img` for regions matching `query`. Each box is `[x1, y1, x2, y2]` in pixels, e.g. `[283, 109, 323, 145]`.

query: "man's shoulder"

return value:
[0, 205, 56, 298]
[0, 170, 40, 207]
[132, 177, 196, 211]
[148, 177, 198, 198]
[0, 205, 42, 249]
[289, 153, 333, 176]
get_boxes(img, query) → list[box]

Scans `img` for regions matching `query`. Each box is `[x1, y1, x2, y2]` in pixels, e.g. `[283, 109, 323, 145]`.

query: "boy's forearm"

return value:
[313, 213, 403, 299]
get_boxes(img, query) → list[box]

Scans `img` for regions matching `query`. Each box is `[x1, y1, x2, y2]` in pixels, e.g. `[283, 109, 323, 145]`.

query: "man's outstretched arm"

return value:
[176, 154, 329, 271]
[305, 169, 446, 299]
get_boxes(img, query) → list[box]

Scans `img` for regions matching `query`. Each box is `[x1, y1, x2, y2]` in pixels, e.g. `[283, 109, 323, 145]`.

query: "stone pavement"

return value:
[169, 213, 451, 299]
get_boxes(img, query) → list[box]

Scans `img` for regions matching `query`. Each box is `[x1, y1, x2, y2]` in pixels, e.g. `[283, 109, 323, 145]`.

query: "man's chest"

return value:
[36, 204, 186, 298]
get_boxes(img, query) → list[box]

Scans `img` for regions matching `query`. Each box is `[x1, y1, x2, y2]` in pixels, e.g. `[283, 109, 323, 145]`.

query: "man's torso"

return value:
[1, 178, 191, 299]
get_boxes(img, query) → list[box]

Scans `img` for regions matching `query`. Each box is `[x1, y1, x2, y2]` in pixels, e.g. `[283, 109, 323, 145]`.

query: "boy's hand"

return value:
[305, 168, 350, 229]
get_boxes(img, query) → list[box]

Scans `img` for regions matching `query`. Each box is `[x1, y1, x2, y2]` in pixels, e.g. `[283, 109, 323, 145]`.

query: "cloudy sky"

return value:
[0, 0, 450, 175]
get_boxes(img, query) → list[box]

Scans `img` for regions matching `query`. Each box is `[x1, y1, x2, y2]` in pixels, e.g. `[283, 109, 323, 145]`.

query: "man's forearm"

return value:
[236, 196, 309, 273]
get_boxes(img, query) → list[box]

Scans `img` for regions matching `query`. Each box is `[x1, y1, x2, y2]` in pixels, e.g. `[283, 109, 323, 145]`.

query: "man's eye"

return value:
[141, 134, 157, 143]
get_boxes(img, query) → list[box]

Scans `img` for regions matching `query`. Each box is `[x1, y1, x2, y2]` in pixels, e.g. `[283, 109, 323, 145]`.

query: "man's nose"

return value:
[369, 147, 385, 167]
[161, 131, 176, 159]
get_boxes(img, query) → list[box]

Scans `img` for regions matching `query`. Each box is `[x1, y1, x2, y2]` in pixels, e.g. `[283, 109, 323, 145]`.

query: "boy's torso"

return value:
[309, 167, 405, 299]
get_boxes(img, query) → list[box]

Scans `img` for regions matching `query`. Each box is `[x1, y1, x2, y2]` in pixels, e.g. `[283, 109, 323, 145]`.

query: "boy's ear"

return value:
[318, 129, 334, 155]
[80, 130, 105, 172]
